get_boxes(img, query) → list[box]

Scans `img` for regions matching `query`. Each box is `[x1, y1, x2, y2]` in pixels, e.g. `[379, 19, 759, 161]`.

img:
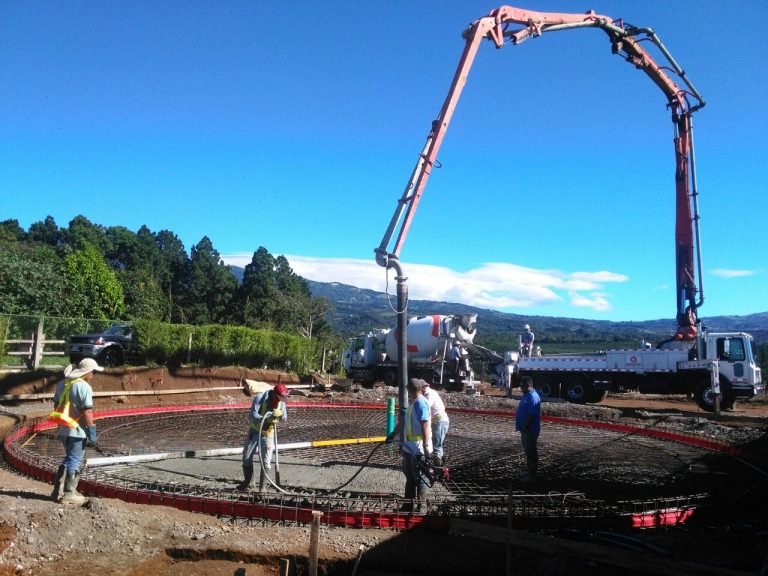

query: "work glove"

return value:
[84, 425, 98, 446]
[272, 408, 283, 419]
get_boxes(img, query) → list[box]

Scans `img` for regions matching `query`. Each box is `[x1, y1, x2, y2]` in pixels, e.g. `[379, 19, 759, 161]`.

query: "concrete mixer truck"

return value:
[341, 314, 477, 390]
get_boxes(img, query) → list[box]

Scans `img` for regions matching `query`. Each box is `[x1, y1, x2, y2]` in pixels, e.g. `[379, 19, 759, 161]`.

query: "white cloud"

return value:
[568, 291, 612, 312]
[711, 268, 757, 278]
[222, 253, 628, 314]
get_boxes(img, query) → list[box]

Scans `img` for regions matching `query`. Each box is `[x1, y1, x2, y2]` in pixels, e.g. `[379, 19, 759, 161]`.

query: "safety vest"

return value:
[405, 403, 422, 442]
[49, 378, 85, 429]
[250, 393, 279, 436]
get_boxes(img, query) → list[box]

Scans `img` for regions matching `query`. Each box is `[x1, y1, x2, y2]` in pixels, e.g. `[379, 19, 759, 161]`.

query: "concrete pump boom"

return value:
[375, 6, 706, 343]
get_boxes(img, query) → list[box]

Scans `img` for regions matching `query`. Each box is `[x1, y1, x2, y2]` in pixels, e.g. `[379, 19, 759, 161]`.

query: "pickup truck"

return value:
[67, 324, 136, 367]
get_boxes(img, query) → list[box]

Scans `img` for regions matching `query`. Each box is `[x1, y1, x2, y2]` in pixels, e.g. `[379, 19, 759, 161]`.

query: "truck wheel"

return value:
[535, 377, 558, 401]
[564, 380, 592, 404]
[99, 347, 123, 368]
[695, 380, 735, 412]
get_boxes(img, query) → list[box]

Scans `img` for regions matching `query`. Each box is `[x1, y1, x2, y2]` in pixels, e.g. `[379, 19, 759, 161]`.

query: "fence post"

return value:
[32, 318, 45, 370]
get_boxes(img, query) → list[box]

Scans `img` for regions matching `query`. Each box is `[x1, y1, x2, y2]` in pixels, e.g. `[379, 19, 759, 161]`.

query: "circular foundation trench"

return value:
[3, 401, 759, 531]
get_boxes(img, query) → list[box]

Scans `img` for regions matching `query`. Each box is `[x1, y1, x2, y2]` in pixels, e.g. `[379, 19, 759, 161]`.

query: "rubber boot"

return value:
[51, 465, 66, 502]
[236, 465, 254, 491]
[61, 471, 86, 505]
[415, 486, 428, 514]
[258, 469, 267, 494]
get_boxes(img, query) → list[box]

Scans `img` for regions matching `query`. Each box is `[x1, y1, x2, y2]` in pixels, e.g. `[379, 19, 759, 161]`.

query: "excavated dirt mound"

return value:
[1, 367, 767, 575]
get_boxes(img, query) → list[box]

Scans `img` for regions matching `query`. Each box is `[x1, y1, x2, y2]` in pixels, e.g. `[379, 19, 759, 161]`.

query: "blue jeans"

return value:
[432, 420, 449, 461]
[242, 428, 275, 471]
[61, 436, 86, 474]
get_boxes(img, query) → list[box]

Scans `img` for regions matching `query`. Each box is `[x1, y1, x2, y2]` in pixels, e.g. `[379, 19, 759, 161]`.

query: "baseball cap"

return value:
[273, 383, 289, 398]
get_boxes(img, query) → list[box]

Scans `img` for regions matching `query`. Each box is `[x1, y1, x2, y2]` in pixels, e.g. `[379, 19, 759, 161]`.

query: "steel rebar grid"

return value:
[3, 403, 758, 528]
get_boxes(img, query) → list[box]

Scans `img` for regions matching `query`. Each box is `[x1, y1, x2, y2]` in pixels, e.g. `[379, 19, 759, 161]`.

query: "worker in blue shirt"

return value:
[400, 378, 433, 512]
[515, 375, 541, 482]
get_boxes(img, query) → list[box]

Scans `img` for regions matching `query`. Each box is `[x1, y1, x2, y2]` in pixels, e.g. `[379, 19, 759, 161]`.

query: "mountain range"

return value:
[227, 265, 766, 351]
[306, 280, 768, 352]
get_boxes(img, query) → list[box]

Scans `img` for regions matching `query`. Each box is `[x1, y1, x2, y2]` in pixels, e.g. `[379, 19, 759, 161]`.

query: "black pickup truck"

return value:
[67, 324, 136, 367]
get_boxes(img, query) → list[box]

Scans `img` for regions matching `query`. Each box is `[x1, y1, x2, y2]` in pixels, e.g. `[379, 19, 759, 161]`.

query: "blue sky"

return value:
[2, 1, 766, 322]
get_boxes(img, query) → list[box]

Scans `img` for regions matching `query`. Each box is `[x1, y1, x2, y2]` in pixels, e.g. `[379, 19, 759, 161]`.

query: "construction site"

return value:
[1, 3, 766, 576]
[1, 366, 767, 575]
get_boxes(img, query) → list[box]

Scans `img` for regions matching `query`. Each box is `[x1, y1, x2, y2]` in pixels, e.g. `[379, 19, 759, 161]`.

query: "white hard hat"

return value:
[524, 324, 531, 330]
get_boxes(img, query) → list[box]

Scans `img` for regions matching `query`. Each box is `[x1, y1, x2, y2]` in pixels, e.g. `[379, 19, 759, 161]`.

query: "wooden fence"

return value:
[3, 319, 66, 370]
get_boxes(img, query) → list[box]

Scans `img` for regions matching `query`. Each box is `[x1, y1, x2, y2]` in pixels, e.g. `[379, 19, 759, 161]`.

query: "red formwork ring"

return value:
[5, 402, 740, 530]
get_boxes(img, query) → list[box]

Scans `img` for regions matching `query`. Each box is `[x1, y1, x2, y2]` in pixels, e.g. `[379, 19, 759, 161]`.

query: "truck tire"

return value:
[563, 378, 593, 404]
[534, 376, 558, 401]
[695, 378, 735, 412]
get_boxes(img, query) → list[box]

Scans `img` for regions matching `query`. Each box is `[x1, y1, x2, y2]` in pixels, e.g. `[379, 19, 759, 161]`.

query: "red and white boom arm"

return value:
[375, 6, 706, 338]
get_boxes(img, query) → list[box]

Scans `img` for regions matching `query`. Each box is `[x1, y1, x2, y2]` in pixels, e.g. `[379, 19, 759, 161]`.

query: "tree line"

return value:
[0, 216, 334, 344]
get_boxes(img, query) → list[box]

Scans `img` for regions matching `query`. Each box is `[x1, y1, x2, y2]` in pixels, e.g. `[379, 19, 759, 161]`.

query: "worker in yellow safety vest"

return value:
[237, 382, 289, 493]
[49, 358, 103, 504]
[400, 378, 433, 513]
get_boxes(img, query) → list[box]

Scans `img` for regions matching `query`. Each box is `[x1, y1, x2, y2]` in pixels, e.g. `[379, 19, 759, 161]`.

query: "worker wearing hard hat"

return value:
[520, 324, 535, 358]
[238, 382, 289, 493]
[448, 341, 462, 377]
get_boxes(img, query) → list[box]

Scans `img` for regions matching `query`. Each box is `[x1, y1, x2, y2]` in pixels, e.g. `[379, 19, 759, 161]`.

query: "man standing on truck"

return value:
[448, 341, 463, 377]
[49, 358, 103, 504]
[520, 324, 535, 358]
[238, 382, 289, 493]
[400, 378, 433, 512]
[515, 375, 541, 482]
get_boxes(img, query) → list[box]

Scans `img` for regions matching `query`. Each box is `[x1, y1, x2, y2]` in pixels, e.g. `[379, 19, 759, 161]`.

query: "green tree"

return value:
[234, 247, 279, 329]
[118, 268, 169, 320]
[0, 242, 84, 316]
[64, 242, 125, 319]
[155, 229, 190, 323]
[27, 216, 61, 247]
[185, 237, 237, 324]
[104, 226, 139, 270]
[63, 215, 107, 253]
[0, 219, 25, 242]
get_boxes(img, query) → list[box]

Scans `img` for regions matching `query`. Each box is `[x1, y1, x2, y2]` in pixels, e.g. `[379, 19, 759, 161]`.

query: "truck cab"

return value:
[697, 331, 764, 406]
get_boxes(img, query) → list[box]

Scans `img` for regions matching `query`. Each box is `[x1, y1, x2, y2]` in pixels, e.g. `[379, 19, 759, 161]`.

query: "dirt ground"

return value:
[1, 367, 767, 576]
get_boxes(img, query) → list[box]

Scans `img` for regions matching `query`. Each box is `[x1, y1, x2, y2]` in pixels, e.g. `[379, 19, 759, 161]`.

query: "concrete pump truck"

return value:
[373, 6, 763, 416]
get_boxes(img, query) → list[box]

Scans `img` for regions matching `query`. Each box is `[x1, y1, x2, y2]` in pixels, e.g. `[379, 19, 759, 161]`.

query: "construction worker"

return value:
[238, 382, 289, 493]
[422, 380, 449, 465]
[448, 341, 462, 377]
[49, 358, 102, 504]
[515, 375, 541, 482]
[400, 378, 433, 513]
[520, 324, 535, 358]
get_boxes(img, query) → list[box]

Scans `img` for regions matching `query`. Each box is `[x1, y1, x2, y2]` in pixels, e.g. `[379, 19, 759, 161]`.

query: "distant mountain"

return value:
[227, 266, 766, 349]
[306, 279, 768, 350]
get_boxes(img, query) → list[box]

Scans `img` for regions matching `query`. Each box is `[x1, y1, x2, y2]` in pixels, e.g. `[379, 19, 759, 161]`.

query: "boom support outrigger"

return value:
[374, 6, 707, 422]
